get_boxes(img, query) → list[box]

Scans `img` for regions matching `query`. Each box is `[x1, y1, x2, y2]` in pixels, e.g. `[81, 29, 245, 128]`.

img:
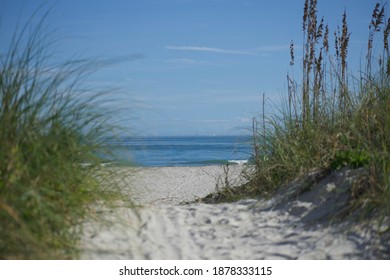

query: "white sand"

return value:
[126, 165, 249, 205]
[80, 165, 390, 259]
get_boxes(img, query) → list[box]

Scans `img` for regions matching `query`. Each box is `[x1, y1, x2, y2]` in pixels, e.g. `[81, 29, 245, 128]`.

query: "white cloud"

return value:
[165, 45, 255, 55]
[166, 44, 291, 56]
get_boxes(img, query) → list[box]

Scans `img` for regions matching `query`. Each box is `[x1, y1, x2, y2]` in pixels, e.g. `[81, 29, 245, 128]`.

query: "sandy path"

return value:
[80, 166, 390, 259]
[126, 165, 247, 205]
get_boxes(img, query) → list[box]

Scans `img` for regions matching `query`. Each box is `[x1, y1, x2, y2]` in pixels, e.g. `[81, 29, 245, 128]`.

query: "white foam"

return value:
[228, 159, 248, 165]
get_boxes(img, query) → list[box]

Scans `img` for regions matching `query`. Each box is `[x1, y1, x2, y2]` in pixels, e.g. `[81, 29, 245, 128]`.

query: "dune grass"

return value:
[199, 2, 390, 212]
[247, 1, 390, 218]
[0, 10, 132, 259]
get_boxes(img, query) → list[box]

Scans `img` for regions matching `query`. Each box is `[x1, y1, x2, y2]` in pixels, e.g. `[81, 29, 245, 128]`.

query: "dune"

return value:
[80, 165, 390, 259]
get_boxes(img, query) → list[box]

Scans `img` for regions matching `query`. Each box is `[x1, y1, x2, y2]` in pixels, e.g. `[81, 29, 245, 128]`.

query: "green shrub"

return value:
[330, 150, 371, 170]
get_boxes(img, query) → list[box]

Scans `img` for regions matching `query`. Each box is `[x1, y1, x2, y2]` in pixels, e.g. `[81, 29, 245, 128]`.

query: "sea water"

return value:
[104, 135, 253, 167]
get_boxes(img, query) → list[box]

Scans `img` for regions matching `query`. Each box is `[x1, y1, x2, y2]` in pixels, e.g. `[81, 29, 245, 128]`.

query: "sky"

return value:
[0, 0, 381, 136]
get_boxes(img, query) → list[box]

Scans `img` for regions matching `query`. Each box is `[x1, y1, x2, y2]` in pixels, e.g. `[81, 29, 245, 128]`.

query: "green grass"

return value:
[0, 10, 132, 259]
[203, 2, 390, 218]
[247, 1, 390, 217]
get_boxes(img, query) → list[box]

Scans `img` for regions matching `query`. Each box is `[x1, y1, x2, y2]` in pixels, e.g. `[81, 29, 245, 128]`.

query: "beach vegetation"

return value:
[0, 8, 132, 259]
[247, 0, 390, 218]
[205, 1, 390, 220]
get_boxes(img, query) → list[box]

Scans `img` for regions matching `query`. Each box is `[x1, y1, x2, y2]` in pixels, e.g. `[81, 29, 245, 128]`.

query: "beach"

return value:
[80, 165, 390, 259]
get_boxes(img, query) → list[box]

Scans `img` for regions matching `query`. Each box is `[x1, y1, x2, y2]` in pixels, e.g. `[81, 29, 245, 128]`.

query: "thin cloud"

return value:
[166, 44, 291, 56]
[166, 58, 206, 65]
[97, 53, 145, 66]
[165, 45, 255, 55]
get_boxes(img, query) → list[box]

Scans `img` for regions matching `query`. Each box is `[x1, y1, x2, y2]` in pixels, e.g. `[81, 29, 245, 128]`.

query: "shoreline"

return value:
[80, 165, 390, 259]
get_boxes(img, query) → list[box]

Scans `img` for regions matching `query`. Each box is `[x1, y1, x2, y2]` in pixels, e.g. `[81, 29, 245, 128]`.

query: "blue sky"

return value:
[1, 0, 380, 136]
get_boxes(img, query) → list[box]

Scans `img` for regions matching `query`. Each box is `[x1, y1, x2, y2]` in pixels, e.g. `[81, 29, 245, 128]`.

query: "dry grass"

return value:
[248, 1, 390, 219]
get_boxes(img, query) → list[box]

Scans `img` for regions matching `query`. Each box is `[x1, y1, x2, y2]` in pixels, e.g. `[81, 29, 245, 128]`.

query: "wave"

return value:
[100, 135, 253, 167]
[228, 160, 248, 165]
[183, 159, 249, 166]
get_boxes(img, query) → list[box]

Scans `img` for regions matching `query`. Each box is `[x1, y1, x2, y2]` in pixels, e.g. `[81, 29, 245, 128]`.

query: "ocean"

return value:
[104, 135, 253, 167]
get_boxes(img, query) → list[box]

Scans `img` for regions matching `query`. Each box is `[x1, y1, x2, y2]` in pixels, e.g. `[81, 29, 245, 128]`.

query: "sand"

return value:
[80, 165, 390, 259]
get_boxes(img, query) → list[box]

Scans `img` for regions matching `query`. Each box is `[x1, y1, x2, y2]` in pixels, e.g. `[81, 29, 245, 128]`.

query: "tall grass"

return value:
[0, 10, 131, 259]
[251, 0, 390, 216]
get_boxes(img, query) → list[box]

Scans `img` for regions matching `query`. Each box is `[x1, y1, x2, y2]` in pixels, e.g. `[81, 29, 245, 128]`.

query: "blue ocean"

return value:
[104, 135, 253, 167]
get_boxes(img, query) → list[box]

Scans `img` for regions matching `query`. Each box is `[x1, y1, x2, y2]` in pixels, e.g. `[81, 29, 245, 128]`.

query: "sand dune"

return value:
[80, 166, 390, 259]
